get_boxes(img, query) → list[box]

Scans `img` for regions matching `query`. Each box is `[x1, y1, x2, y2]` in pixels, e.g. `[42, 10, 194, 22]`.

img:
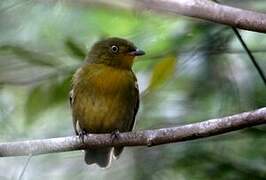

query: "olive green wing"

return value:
[113, 73, 139, 158]
[70, 67, 84, 135]
[70, 88, 79, 135]
[129, 79, 140, 131]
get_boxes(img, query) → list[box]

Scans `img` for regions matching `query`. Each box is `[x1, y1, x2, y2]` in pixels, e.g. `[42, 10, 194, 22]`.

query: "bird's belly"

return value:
[83, 96, 132, 133]
[73, 67, 136, 133]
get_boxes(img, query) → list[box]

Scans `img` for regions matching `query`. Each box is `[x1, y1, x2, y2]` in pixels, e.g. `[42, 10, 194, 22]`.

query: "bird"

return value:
[70, 37, 145, 168]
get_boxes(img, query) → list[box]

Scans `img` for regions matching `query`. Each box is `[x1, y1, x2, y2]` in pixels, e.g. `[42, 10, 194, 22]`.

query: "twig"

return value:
[18, 154, 32, 180]
[0, 107, 265, 157]
[232, 28, 266, 85]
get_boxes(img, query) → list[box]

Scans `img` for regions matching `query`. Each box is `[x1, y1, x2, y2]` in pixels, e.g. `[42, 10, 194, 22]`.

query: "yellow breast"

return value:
[90, 65, 132, 92]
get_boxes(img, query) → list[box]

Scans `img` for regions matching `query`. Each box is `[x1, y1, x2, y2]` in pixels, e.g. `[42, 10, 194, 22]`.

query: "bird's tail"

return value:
[84, 148, 113, 168]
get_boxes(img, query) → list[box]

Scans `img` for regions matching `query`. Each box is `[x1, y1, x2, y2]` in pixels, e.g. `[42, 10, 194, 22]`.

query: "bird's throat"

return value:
[119, 55, 134, 69]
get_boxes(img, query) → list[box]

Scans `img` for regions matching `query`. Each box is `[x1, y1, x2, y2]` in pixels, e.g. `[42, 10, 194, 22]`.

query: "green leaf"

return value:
[65, 38, 86, 60]
[0, 45, 61, 67]
[25, 76, 71, 125]
[149, 56, 176, 90]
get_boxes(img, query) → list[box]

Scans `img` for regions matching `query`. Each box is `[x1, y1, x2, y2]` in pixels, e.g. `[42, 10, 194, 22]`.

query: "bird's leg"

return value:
[78, 130, 87, 143]
[111, 129, 120, 142]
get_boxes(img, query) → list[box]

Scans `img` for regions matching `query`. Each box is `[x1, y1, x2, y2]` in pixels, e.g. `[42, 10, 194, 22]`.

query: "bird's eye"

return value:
[111, 45, 119, 53]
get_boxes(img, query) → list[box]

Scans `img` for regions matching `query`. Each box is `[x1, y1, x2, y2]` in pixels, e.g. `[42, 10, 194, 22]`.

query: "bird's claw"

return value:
[111, 129, 120, 142]
[78, 130, 87, 143]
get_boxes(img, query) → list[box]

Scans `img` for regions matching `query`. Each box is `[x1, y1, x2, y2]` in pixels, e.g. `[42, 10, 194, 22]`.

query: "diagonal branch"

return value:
[62, 0, 266, 33]
[136, 0, 266, 33]
[0, 107, 266, 157]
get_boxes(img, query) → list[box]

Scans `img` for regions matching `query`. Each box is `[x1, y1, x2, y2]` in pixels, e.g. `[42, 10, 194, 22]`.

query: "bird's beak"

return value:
[128, 48, 145, 56]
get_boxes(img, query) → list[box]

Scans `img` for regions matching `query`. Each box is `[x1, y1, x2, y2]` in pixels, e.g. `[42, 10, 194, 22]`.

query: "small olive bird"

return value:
[70, 37, 145, 167]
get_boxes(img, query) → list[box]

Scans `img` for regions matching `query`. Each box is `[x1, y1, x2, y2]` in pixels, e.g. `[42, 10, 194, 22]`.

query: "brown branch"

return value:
[58, 0, 266, 33]
[0, 107, 265, 157]
[139, 0, 266, 33]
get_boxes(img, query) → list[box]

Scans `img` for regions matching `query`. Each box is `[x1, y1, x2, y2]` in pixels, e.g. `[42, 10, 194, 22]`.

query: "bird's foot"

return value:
[111, 129, 120, 142]
[78, 130, 87, 143]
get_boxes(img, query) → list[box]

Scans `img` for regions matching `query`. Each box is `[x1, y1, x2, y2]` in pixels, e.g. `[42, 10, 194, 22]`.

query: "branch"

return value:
[0, 107, 266, 157]
[61, 0, 266, 33]
[142, 0, 266, 33]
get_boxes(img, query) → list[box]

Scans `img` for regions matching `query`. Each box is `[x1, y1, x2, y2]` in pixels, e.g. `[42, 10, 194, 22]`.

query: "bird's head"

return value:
[87, 37, 145, 69]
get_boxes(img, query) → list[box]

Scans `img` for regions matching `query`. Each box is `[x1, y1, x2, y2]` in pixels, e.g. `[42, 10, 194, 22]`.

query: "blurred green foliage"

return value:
[148, 56, 176, 90]
[0, 0, 266, 180]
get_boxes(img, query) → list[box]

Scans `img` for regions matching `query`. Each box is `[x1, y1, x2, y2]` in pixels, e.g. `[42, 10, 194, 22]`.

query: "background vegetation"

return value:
[0, 0, 266, 179]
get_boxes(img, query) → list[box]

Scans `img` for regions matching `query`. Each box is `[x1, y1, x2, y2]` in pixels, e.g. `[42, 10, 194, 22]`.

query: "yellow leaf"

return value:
[149, 56, 176, 90]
